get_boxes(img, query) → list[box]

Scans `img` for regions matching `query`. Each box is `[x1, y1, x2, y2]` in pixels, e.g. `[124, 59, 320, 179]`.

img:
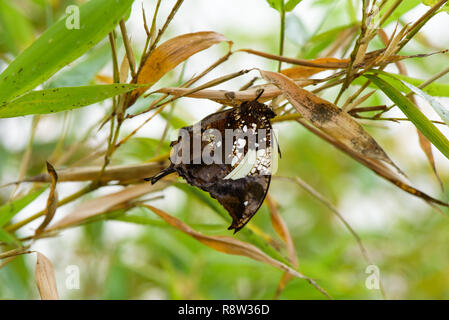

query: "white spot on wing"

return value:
[224, 149, 257, 180]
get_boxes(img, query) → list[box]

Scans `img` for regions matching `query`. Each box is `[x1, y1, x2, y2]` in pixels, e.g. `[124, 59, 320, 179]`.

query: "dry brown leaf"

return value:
[155, 76, 312, 104]
[35, 252, 59, 300]
[35, 162, 59, 235]
[259, 69, 401, 171]
[47, 181, 171, 231]
[240, 48, 349, 69]
[155, 86, 282, 104]
[275, 272, 294, 299]
[266, 195, 297, 266]
[129, 31, 230, 104]
[241, 48, 419, 70]
[266, 195, 298, 299]
[377, 30, 444, 192]
[417, 130, 444, 189]
[0, 247, 31, 260]
[21, 162, 168, 184]
[281, 57, 346, 79]
[119, 54, 130, 84]
[296, 118, 449, 208]
[96, 74, 114, 84]
[144, 204, 330, 298]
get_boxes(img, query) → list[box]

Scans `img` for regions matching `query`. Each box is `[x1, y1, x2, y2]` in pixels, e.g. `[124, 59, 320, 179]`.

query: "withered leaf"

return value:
[155, 86, 283, 104]
[259, 69, 401, 172]
[144, 204, 330, 298]
[47, 181, 170, 231]
[35, 252, 59, 300]
[35, 162, 58, 235]
[155, 77, 315, 105]
[266, 195, 298, 299]
[119, 54, 130, 84]
[16, 162, 168, 184]
[129, 31, 230, 105]
[265, 195, 296, 266]
[296, 118, 449, 208]
[281, 57, 346, 79]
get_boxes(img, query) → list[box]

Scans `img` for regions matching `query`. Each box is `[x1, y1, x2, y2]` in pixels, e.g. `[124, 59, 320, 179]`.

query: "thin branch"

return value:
[119, 19, 136, 78]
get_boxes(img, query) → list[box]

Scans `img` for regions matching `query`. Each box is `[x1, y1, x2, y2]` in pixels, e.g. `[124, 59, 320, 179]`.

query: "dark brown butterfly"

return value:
[148, 90, 279, 232]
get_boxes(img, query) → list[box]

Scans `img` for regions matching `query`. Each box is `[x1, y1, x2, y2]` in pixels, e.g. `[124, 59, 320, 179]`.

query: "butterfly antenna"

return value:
[255, 89, 264, 101]
[144, 166, 176, 184]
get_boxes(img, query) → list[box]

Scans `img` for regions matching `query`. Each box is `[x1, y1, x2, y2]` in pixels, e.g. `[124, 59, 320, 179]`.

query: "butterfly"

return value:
[148, 90, 279, 232]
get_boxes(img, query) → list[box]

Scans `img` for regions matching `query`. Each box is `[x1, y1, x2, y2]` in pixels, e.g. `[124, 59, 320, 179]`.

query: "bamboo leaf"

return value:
[0, 0, 34, 55]
[381, 0, 422, 26]
[422, 0, 449, 12]
[130, 31, 230, 104]
[285, 0, 303, 11]
[0, 227, 19, 245]
[35, 162, 58, 235]
[366, 74, 449, 160]
[35, 252, 59, 300]
[46, 42, 113, 88]
[0, 187, 46, 227]
[295, 118, 448, 207]
[175, 183, 289, 265]
[16, 163, 168, 184]
[354, 71, 449, 98]
[156, 85, 286, 104]
[259, 69, 401, 171]
[144, 204, 330, 298]
[266, 0, 284, 12]
[400, 80, 449, 127]
[266, 195, 298, 299]
[281, 57, 345, 79]
[0, 0, 134, 103]
[0, 84, 141, 118]
[47, 182, 171, 231]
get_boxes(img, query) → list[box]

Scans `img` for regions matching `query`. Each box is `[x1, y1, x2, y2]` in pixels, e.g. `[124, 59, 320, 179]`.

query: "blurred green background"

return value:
[0, 0, 449, 299]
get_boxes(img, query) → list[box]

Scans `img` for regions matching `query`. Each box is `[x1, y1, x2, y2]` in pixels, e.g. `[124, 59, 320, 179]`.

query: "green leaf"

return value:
[422, 0, 449, 12]
[285, 0, 303, 11]
[126, 94, 162, 116]
[0, 0, 134, 103]
[301, 24, 353, 59]
[366, 74, 449, 160]
[266, 0, 284, 12]
[0, 0, 34, 55]
[285, 13, 309, 46]
[0, 228, 19, 245]
[46, 42, 113, 88]
[381, 0, 422, 26]
[354, 71, 449, 97]
[0, 84, 141, 118]
[160, 111, 189, 129]
[400, 80, 449, 127]
[112, 137, 170, 163]
[0, 187, 47, 227]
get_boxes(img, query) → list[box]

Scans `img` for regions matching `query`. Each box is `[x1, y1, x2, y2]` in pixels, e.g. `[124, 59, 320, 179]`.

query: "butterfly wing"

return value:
[168, 101, 276, 232]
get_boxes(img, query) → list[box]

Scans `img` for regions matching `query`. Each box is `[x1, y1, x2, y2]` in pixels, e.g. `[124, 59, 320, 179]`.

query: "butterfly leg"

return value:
[145, 166, 176, 184]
